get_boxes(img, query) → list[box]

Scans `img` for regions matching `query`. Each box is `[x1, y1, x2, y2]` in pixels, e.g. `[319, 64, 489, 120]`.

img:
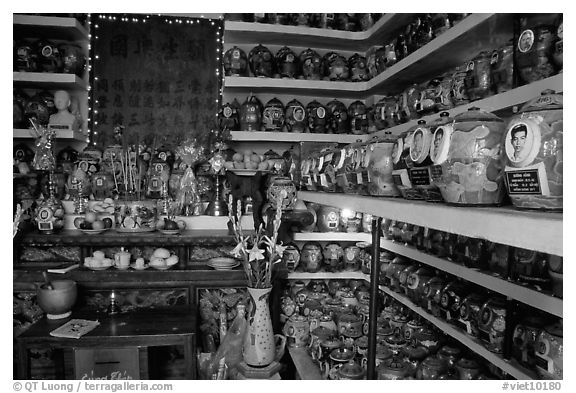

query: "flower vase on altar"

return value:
[243, 287, 276, 367]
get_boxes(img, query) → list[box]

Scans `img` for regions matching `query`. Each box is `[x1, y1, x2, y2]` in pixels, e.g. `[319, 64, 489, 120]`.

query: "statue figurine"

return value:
[48, 90, 80, 131]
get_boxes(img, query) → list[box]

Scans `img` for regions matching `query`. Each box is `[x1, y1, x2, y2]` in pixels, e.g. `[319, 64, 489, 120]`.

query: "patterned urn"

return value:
[248, 44, 274, 78]
[262, 97, 285, 132]
[275, 46, 299, 78]
[285, 99, 307, 133]
[239, 94, 263, 131]
[299, 48, 323, 80]
[223, 46, 248, 76]
[503, 90, 562, 211]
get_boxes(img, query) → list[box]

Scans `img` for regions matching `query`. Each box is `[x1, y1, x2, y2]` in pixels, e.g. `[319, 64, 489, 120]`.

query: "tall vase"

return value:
[243, 287, 275, 367]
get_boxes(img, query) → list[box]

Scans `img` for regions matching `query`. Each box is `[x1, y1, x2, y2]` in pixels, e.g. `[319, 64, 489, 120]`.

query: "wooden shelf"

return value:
[297, 191, 563, 256]
[230, 131, 368, 144]
[373, 74, 564, 137]
[367, 14, 513, 94]
[288, 347, 323, 380]
[380, 285, 539, 380]
[224, 14, 413, 52]
[380, 239, 563, 317]
[13, 72, 88, 91]
[287, 271, 369, 281]
[13, 14, 89, 41]
[224, 76, 367, 99]
[14, 128, 88, 142]
[292, 232, 371, 242]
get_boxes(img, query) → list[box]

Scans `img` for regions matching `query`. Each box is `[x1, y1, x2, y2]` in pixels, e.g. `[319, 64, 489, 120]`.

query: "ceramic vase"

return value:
[243, 287, 275, 367]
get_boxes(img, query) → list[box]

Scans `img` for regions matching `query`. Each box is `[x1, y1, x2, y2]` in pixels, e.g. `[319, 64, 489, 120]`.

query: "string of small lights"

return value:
[88, 13, 224, 147]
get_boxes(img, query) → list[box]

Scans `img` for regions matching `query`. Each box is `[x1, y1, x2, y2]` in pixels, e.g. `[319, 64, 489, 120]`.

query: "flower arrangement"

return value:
[227, 194, 287, 289]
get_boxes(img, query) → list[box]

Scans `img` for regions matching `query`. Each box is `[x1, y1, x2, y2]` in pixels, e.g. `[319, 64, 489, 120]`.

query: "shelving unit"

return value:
[13, 72, 88, 91]
[13, 14, 89, 41]
[230, 131, 368, 144]
[380, 239, 563, 317]
[14, 128, 87, 142]
[380, 285, 538, 380]
[13, 14, 90, 148]
[298, 191, 563, 257]
[287, 271, 369, 281]
[288, 347, 323, 380]
[224, 14, 413, 52]
[292, 232, 371, 242]
[373, 74, 564, 137]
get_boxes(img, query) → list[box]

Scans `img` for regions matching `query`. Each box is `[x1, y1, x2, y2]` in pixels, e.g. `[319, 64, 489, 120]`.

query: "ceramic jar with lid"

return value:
[386, 256, 412, 292]
[455, 357, 483, 380]
[399, 84, 422, 122]
[323, 51, 350, 81]
[403, 319, 424, 343]
[515, 15, 558, 84]
[408, 119, 439, 202]
[267, 176, 296, 210]
[275, 46, 299, 78]
[317, 205, 340, 232]
[464, 51, 493, 101]
[553, 18, 563, 72]
[299, 48, 323, 80]
[348, 100, 369, 135]
[248, 44, 274, 78]
[548, 255, 562, 298]
[284, 99, 307, 133]
[342, 245, 361, 271]
[406, 267, 435, 306]
[437, 345, 462, 367]
[337, 313, 363, 339]
[416, 355, 450, 380]
[450, 64, 470, 106]
[458, 292, 486, 337]
[281, 243, 300, 273]
[326, 99, 349, 134]
[283, 314, 310, 348]
[512, 313, 549, 368]
[336, 359, 366, 380]
[414, 327, 441, 354]
[305, 100, 328, 134]
[308, 326, 333, 362]
[490, 42, 515, 94]
[326, 347, 355, 380]
[239, 94, 263, 131]
[300, 242, 323, 273]
[348, 53, 370, 82]
[503, 90, 563, 211]
[377, 357, 412, 380]
[439, 280, 469, 323]
[534, 320, 563, 380]
[340, 209, 362, 233]
[398, 264, 419, 296]
[35, 39, 61, 72]
[59, 43, 85, 76]
[433, 108, 506, 205]
[391, 129, 417, 199]
[261, 97, 285, 132]
[403, 344, 429, 374]
[477, 296, 507, 353]
[384, 333, 408, 356]
[423, 275, 447, 316]
[322, 242, 343, 272]
[317, 336, 343, 378]
[218, 100, 240, 131]
[223, 46, 248, 76]
[510, 248, 551, 291]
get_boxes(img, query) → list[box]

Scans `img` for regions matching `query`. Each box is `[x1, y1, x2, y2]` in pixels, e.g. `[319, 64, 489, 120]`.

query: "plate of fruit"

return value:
[156, 217, 185, 235]
[224, 150, 273, 176]
[84, 251, 113, 270]
[74, 211, 113, 234]
[148, 248, 179, 270]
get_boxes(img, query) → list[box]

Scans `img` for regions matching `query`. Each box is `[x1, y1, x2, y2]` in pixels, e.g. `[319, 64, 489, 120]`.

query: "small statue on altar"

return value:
[48, 90, 80, 131]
